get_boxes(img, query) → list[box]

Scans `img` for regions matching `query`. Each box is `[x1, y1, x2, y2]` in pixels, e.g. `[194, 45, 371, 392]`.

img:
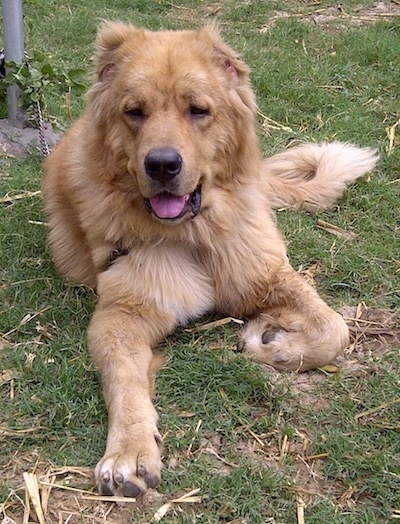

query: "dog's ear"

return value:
[198, 25, 256, 112]
[198, 25, 250, 85]
[94, 21, 144, 81]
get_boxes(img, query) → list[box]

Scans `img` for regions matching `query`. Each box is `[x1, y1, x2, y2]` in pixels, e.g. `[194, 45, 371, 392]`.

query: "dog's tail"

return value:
[263, 142, 379, 211]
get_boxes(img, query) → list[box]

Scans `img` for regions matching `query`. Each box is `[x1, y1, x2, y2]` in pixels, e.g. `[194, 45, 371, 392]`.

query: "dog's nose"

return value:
[144, 147, 182, 183]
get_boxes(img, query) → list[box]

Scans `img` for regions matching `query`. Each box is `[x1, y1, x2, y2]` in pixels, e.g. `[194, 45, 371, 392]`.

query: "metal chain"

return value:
[33, 98, 50, 157]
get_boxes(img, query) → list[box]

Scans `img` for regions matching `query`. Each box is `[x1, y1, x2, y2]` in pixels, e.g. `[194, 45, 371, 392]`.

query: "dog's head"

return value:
[88, 22, 258, 224]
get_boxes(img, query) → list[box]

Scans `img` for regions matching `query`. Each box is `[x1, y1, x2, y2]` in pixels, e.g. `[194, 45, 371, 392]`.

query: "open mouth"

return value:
[145, 185, 202, 221]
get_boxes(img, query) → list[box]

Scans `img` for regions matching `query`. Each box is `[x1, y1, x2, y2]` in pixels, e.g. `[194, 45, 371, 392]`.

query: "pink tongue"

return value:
[149, 193, 189, 219]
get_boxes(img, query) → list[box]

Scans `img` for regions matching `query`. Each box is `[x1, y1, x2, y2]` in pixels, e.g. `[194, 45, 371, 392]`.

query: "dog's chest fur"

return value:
[101, 211, 287, 322]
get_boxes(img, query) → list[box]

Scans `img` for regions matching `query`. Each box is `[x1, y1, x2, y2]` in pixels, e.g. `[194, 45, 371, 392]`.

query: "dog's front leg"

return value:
[88, 301, 175, 497]
[241, 265, 349, 371]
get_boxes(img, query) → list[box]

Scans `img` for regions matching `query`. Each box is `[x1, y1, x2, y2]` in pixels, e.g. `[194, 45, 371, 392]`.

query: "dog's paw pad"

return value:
[100, 483, 114, 496]
[122, 480, 142, 498]
[261, 328, 279, 345]
[144, 470, 160, 489]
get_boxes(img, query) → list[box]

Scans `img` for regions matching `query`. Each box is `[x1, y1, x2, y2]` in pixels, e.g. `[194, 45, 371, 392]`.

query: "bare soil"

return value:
[0, 118, 60, 157]
[260, 1, 400, 32]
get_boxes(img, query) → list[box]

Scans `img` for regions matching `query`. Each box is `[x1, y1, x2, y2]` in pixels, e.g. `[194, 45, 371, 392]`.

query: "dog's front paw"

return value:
[95, 431, 163, 497]
[241, 318, 301, 370]
[241, 311, 348, 372]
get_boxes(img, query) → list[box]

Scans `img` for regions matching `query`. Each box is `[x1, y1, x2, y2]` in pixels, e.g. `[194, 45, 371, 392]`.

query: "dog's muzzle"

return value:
[145, 185, 202, 221]
[143, 147, 201, 221]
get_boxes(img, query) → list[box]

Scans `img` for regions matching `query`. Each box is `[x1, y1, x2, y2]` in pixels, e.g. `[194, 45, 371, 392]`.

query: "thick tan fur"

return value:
[42, 22, 378, 497]
[263, 141, 378, 211]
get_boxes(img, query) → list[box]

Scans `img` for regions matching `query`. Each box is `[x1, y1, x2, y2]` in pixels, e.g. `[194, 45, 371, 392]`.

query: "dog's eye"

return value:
[125, 107, 145, 120]
[189, 105, 210, 118]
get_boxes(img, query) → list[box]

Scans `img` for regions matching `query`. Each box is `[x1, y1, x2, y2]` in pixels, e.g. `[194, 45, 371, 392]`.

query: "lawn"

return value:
[0, 1, 399, 523]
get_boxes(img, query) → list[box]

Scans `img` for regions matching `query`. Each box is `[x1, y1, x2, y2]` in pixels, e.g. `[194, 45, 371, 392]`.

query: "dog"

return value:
[42, 22, 378, 497]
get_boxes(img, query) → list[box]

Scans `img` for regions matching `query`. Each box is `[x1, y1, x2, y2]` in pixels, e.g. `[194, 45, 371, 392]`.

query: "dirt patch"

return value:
[341, 305, 399, 361]
[0, 118, 61, 157]
[303, 1, 400, 28]
[260, 1, 400, 32]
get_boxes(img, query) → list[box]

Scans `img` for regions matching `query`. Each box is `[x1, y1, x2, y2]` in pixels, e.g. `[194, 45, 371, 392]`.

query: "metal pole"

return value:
[2, 0, 26, 127]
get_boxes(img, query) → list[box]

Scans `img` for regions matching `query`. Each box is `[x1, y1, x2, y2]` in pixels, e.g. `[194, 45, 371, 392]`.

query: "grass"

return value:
[1, 1, 399, 523]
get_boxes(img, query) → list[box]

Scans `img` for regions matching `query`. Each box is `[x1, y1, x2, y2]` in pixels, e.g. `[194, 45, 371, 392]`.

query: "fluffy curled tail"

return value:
[263, 142, 379, 211]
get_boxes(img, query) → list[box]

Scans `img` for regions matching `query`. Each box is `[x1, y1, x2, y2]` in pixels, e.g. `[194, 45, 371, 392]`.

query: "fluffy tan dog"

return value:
[42, 22, 378, 497]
